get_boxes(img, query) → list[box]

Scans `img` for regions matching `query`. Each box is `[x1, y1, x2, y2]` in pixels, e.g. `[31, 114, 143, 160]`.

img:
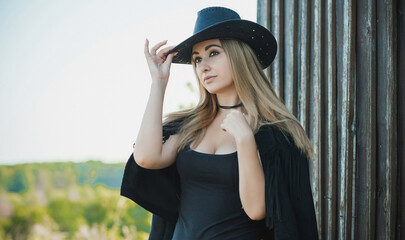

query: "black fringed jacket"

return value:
[120, 122, 319, 240]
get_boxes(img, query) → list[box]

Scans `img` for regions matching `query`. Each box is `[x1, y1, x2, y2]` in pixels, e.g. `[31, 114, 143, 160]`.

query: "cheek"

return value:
[223, 66, 234, 84]
[218, 57, 233, 81]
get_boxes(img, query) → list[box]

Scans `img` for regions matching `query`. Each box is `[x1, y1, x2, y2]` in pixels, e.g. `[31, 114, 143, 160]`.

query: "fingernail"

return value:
[174, 52, 179, 56]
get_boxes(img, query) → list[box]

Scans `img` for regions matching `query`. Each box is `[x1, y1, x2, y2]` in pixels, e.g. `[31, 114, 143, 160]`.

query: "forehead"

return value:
[192, 39, 222, 52]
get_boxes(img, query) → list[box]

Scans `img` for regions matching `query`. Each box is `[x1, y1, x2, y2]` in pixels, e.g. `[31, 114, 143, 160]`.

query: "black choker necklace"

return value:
[218, 103, 243, 109]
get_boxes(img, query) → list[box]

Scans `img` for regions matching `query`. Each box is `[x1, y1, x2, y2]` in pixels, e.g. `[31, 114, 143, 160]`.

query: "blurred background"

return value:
[0, 0, 257, 239]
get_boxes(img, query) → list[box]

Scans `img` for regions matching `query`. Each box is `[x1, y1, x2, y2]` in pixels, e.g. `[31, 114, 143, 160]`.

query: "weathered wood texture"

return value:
[397, 2, 405, 240]
[257, 0, 403, 239]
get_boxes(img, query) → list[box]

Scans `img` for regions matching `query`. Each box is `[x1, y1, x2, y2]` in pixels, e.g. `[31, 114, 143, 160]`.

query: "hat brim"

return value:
[168, 19, 277, 69]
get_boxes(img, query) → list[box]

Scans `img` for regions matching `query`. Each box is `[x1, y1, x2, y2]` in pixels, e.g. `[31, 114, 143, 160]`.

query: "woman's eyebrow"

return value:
[192, 44, 223, 56]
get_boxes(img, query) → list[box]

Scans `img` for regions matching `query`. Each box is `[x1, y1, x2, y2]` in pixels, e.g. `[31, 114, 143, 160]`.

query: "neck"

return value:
[216, 92, 240, 108]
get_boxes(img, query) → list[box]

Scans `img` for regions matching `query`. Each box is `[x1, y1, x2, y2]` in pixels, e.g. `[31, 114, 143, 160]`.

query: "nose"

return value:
[199, 57, 211, 72]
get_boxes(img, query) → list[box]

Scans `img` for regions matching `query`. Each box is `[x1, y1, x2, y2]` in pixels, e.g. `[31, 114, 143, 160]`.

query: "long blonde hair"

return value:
[163, 39, 313, 158]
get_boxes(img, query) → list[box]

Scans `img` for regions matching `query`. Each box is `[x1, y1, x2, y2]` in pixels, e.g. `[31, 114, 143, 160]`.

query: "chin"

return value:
[203, 83, 224, 93]
[204, 86, 221, 94]
[204, 84, 235, 95]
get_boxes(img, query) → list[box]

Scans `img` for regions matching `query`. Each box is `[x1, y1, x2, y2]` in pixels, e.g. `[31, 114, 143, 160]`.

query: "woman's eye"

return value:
[209, 51, 219, 57]
[193, 57, 201, 64]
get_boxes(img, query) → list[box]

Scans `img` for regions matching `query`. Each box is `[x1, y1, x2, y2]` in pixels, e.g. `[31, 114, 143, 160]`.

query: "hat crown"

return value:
[193, 7, 241, 34]
[170, 6, 277, 69]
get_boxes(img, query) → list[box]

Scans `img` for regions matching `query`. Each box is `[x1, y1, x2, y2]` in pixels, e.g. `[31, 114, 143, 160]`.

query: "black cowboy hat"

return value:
[168, 6, 277, 69]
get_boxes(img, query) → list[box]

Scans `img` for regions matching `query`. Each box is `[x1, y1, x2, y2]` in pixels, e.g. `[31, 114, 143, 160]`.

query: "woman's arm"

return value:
[235, 134, 266, 221]
[221, 110, 265, 220]
[134, 39, 178, 169]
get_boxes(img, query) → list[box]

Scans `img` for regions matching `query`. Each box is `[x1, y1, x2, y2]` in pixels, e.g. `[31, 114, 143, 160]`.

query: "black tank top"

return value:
[172, 144, 267, 240]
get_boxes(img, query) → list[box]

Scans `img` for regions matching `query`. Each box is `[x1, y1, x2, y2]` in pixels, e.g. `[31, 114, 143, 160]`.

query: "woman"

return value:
[121, 6, 318, 240]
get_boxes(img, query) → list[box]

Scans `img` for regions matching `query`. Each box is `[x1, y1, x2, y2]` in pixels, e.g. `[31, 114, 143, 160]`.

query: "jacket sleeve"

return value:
[120, 152, 180, 223]
[258, 126, 319, 240]
[289, 150, 319, 240]
[120, 118, 186, 219]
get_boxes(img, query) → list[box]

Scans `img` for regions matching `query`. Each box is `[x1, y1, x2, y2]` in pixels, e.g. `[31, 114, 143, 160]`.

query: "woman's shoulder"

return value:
[256, 123, 292, 145]
[256, 123, 304, 157]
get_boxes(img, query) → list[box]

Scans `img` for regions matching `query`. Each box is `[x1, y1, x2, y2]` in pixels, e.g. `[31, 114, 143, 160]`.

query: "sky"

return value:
[0, 0, 257, 164]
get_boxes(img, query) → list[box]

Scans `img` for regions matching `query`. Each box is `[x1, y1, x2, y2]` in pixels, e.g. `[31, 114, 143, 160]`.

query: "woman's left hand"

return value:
[221, 110, 253, 142]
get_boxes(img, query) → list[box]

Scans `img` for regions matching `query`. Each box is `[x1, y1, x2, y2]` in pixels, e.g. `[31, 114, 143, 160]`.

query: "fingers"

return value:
[157, 45, 175, 59]
[164, 51, 178, 67]
[150, 40, 168, 55]
[144, 38, 150, 58]
[144, 38, 176, 61]
[144, 38, 167, 57]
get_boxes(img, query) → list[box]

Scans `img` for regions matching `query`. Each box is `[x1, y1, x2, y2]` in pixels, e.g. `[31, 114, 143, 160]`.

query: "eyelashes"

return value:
[209, 50, 219, 57]
[193, 57, 202, 64]
[193, 50, 220, 64]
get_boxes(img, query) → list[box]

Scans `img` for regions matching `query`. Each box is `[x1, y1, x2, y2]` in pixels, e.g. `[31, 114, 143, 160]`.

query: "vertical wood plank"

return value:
[384, 1, 397, 239]
[338, 0, 355, 239]
[335, 0, 345, 238]
[397, 1, 405, 239]
[270, 0, 284, 100]
[364, 2, 377, 237]
[310, 0, 323, 237]
[351, 130, 357, 240]
[257, 0, 271, 78]
[257, 0, 270, 31]
[326, 0, 337, 239]
[298, 0, 310, 132]
[376, 0, 398, 239]
[355, 0, 377, 239]
[283, 1, 298, 115]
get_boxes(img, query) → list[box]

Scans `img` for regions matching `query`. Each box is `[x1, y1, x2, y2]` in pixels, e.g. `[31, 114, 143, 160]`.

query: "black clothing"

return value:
[172, 145, 267, 240]
[121, 122, 318, 240]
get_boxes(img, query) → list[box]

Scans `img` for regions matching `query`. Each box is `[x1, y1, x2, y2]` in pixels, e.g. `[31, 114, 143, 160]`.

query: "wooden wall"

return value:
[257, 0, 404, 239]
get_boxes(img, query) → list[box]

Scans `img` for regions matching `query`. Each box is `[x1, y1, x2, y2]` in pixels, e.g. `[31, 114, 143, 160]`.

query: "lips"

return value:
[203, 75, 216, 83]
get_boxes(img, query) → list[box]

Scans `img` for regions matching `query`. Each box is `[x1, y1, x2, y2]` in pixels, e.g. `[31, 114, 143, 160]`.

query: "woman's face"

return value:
[191, 39, 234, 94]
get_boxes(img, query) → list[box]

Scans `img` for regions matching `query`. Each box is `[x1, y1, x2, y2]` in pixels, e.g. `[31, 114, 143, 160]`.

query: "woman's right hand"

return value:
[144, 39, 177, 86]
[136, 39, 179, 170]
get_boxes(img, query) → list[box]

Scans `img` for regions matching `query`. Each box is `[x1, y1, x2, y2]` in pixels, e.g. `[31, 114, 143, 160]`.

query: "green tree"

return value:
[84, 202, 107, 225]
[48, 199, 85, 235]
[6, 171, 27, 193]
[3, 204, 47, 239]
[121, 205, 151, 233]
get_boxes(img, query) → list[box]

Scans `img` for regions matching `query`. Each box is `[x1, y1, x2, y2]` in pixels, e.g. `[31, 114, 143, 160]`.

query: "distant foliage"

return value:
[84, 202, 107, 226]
[92, 165, 124, 189]
[5, 170, 27, 193]
[0, 161, 151, 240]
[121, 205, 151, 233]
[48, 199, 85, 234]
[73, 161, 124, 189]
[1, 203, 49, 240]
